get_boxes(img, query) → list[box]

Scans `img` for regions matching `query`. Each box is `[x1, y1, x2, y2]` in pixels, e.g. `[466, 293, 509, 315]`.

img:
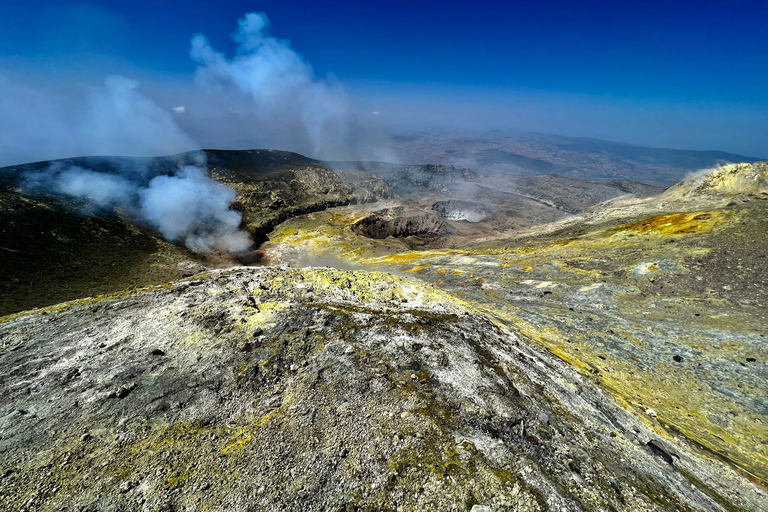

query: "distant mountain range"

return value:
[389, 131, 764, 184]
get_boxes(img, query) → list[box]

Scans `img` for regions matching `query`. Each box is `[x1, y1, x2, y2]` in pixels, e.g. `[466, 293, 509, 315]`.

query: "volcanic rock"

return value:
[1, 267, 763, 511]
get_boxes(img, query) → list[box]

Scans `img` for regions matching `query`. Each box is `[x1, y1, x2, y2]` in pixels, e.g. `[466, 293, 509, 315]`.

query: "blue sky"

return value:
[1, 0, 766, 159]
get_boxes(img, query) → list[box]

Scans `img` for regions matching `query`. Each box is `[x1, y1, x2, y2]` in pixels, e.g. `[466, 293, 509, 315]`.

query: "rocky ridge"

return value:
[1, 267, 764, 511]
[1, 149, 656, 316]
[2, 154, 766, 511]
[259, 162, 768, 496]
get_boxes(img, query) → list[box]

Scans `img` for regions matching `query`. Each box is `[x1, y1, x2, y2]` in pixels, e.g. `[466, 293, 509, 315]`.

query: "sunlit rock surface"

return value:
[261, 162, 768, 493]
[2, 158, 768, 511]
[2, 267, 764, 511]
[352, 206, 454, 240]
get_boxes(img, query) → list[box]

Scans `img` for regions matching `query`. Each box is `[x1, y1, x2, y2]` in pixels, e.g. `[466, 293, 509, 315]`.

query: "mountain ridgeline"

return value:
[0, 148, 662, 316]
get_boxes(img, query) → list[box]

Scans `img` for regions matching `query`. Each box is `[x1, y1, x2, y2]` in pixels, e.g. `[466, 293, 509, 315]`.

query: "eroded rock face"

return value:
[666, 161, 768, 197]
[211, 154, 393, 244]
[1, 267, 763, 511]
[352, 207, 453, 240]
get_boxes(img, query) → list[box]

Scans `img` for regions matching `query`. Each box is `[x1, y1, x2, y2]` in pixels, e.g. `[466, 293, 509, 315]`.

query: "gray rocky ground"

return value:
[2, 157, 767, 511]
[2, 267, 765, 511]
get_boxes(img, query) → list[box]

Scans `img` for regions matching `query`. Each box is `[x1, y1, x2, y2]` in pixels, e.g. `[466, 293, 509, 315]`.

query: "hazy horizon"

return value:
[1, 1, 766, 166]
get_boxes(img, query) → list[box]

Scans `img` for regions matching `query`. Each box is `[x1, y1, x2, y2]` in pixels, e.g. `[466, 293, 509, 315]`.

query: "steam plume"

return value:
[22, 162, 251, 253]
[13, 75, 251, 253]
[139, 166, 250, 253]
[3, 12, 392, 254]
[0, 75, 197, 166]
[190, 12, 351, 159]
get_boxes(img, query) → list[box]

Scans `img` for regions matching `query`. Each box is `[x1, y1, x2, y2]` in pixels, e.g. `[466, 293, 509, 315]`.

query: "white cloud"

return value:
[172, 105, 186, 114]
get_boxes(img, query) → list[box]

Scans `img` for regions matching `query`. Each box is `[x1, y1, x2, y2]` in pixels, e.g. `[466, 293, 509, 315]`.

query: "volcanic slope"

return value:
[0, 170, 200, 316]
[260, 162, 768, 491]
[1, 267, 765, 511]
[0, 149, 650, 316]
[0, 150, 392, 316]
[1, 155, 767, 510]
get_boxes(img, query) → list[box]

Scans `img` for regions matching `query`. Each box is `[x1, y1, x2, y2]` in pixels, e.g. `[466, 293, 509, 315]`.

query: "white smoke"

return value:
[22, 163, 252, 253]
[139, 166, 250, 252]
[3, 12, 394, 254]
[12, 75, 251, 254]
[81, 76, 197, 157]
[42, 165, 136, 208]
[190, 12, 352, 159]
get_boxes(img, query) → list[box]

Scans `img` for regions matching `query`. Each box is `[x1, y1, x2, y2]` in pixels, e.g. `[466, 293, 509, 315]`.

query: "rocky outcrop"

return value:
[209, 152, 393, 244]
[352, 207, 453, 240]
[665, 162, 768, 198]
[2, 267, 763, 511]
